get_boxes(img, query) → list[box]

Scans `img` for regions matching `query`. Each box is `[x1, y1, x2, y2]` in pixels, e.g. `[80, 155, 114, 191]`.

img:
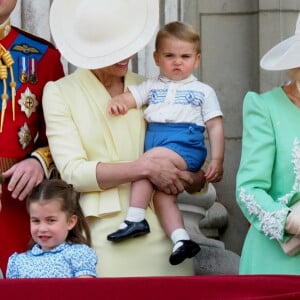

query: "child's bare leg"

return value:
[154, 191, 201, 265]
[130, 179, 153, 209]
[153, 191, 184, 236]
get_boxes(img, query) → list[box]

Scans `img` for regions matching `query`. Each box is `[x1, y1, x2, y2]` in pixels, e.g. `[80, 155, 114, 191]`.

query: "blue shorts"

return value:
[145, 122, 207, 171]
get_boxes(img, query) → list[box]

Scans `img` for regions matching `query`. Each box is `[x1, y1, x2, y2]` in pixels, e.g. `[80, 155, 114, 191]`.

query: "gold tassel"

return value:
[1, 45, 15, 120]
[0, 60, 8, 133]
[0, 43, 16, 132]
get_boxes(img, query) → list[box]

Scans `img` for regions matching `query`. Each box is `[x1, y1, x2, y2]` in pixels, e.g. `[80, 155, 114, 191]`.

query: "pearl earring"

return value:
[296, 81, 300, 93]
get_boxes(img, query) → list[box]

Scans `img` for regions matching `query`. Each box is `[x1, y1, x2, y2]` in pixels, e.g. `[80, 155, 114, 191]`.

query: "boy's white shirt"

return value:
[128, 74, 223, 126]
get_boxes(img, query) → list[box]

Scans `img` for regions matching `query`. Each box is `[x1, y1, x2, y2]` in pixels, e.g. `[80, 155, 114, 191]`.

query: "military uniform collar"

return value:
[0, 18, 11, 40]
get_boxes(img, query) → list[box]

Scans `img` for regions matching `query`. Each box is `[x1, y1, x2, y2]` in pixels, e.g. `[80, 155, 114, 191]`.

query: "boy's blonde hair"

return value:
[155, 21, 201, 54]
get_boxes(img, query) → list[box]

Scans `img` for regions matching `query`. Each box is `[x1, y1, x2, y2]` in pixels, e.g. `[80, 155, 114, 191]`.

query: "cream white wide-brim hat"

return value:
[49, 0, 159, 69]
[260, 13, 300, 71]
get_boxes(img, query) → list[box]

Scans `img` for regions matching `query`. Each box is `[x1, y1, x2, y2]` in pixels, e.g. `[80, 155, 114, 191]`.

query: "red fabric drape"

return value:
[1, 275, 300, 299]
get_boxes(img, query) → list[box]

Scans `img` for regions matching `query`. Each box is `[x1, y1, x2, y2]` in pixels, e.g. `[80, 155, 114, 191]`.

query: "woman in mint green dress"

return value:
[236, 14, 300, 274]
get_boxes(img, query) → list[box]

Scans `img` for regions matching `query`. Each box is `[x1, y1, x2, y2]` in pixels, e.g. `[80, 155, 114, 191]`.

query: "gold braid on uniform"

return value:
[0, 49, 8, 133]
[0, 43, 16, 132]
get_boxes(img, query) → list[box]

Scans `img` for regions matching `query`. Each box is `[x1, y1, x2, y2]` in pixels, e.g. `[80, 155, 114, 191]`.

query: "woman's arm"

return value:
[96, 153, 193, 195]
[236, 91, 289, 241]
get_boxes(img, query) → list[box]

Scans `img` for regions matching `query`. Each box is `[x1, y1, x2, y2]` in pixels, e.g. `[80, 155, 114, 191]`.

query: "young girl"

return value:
[107, 21, 224, 265]
[6, 179, 98, 278]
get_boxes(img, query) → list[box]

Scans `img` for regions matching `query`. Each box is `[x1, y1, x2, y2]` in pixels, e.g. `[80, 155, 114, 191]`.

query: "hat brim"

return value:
[260, 35, 300, 71]
[50, 0, 159, 69]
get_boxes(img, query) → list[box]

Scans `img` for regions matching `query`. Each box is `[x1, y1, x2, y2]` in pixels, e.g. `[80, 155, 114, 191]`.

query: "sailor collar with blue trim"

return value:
[159, 74, 197, 85]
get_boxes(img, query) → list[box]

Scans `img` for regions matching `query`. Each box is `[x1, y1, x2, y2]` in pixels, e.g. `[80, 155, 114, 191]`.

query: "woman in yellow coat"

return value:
[43, 0, 205, 276]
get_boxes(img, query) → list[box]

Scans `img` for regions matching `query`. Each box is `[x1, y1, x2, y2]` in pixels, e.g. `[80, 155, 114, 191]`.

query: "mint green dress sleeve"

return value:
[236, 90, 289, 241]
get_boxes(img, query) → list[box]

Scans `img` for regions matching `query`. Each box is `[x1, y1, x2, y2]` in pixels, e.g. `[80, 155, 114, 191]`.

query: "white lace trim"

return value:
[239, 138, 300, 240]
[239, 188, 286, 240]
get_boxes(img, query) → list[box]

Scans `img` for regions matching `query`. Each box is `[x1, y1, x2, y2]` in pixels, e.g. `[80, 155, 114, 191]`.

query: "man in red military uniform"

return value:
[0, 0, 64, 276]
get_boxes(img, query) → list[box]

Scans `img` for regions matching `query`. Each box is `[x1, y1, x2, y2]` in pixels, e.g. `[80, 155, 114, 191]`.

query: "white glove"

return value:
[285, 210, 300, 236]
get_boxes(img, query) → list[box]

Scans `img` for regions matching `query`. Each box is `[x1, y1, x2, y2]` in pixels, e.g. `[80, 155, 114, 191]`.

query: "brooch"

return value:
[18, 87, 38, 118]
[18, 122, 31, 149]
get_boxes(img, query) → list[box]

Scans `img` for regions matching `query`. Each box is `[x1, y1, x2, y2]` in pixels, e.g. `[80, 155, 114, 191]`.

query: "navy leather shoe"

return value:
[107, 219, 150, 242]
[169, 240, 201, 265]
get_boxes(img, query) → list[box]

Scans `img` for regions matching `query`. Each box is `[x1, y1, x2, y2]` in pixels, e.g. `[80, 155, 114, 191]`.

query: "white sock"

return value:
[170, 228, 190, 252]
[118, 207, 146, 229]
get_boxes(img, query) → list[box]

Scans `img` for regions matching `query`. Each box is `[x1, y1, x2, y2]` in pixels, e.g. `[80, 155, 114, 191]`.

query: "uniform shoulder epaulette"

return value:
[12, 26, 56, 49]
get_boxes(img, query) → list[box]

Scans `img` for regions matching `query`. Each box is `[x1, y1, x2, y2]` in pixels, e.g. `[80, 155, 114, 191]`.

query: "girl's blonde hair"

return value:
[26, 179, 92, 247]
[155, 21, 201, 54]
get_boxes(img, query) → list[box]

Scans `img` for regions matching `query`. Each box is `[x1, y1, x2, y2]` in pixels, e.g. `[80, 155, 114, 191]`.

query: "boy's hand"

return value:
[204, 159, 223, 182]
[107, 101, 128, 115]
